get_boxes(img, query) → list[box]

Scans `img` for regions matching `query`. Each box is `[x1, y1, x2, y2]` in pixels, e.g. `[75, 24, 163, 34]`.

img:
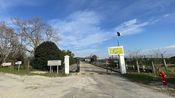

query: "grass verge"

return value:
[123, 72, 175, 85]
[0, 66, 68, 77]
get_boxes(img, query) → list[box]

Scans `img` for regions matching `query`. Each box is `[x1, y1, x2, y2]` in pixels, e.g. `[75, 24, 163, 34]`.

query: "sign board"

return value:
[108, 46, 124, 55]
[15, 61, 22, 65]
[2, 62, 12, 66]
[48, 60, 61, 66]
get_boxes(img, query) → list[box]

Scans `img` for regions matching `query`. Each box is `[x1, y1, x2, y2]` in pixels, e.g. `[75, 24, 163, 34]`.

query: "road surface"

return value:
[0, 62, 173, 98]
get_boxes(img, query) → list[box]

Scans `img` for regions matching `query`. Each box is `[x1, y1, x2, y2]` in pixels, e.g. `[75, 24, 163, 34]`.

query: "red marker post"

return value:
[159, 71, 168, 87]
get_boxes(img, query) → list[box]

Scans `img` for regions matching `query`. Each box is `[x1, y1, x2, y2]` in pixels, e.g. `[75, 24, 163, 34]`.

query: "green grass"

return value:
[0, 66, 68, 77]
[123, 72, 175, 85]
[123, 72, 159, 84]
[0, 66, 29, 75]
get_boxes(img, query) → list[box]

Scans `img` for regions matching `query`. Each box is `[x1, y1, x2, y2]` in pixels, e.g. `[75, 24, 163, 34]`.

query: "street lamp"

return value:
[117, 32, 121, 46]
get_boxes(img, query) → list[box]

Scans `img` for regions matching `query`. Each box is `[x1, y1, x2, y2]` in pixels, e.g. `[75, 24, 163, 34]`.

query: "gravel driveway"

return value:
[0, 62, 173, 98]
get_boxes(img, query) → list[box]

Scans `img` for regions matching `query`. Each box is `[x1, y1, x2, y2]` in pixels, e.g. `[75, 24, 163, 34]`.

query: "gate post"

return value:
[64, 55, 70, 74]
[119, 54, 126, 74]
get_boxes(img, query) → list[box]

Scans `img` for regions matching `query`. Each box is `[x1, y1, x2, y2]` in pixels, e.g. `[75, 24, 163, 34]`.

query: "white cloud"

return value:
[132, 44, 175, 58]
[114, 15, 170, 36]
[165, 45, 175, 49]
[49, 11, 173, 57]
[49, 11, 110, 56]
[74, 48, 98, 57]
[164, 45, 175, 57]
[115, 19, 149, 36]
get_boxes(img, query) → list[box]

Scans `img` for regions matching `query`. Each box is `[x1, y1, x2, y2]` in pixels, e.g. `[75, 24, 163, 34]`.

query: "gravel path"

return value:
[0, 62, 173, 98]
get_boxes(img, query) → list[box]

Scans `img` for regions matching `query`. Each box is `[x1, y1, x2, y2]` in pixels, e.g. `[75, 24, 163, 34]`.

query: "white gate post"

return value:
[64, 55, 70, 74]
[119, 54, 126, 74]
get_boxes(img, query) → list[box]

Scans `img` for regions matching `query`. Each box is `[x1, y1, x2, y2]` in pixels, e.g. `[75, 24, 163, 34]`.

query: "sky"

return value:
[0, 0, 175, 58]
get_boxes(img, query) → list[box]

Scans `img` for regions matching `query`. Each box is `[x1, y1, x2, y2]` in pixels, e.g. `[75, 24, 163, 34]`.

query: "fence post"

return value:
[163, 59, 167, 71]
[152, 61, 156, 75]
[136, 60, 140, 73]
[142, 65, 145, 72]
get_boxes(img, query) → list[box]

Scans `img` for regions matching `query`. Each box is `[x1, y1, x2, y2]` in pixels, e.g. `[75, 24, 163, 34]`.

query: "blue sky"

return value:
[0, 0, 175, 57]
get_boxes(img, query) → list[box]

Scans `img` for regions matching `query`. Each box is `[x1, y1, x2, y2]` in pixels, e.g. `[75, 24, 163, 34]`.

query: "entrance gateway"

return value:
[108, 46, 126, 74]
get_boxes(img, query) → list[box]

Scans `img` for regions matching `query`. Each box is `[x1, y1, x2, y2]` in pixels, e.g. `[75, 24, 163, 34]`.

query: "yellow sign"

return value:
[108, 46, 124, 55]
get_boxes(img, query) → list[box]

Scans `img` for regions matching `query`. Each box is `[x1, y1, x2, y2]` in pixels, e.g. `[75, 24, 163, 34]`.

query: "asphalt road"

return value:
[0, 62, 173, 98]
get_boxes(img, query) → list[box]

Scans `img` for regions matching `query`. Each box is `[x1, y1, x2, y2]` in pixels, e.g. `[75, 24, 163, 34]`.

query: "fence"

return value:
[86, 58, 175, 73]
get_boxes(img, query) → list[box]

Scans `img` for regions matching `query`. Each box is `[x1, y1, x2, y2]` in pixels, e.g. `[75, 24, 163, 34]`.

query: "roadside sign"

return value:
[48, 60, 61, 74]
[15, 61, 22, 65]
[15, 61, 22, 71]
[2, 62, 12, 66]
[108, 46, 124, 55]
[48, 60, 61, 66]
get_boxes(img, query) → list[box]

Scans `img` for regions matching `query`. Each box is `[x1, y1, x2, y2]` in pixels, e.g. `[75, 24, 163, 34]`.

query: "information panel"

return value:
[108, 46, 124, 55]
[48, 60, 61, 66]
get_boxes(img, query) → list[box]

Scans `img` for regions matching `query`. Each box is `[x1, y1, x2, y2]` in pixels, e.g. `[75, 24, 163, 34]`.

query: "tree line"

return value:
[0, 17, 75, 68]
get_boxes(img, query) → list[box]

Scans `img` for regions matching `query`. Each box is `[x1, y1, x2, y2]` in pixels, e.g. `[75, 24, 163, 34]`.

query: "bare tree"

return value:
[0, 22, 20, 63]
[45, 25, 59, 42]
[151, 49, 166, 75]
[12, 17, 59, 55]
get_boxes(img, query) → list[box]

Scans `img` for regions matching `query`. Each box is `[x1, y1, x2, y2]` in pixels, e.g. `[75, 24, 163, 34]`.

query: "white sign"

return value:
[2, 62, 12, 66]
[15, 61, 22, 65]
[48, 60, 61, 66]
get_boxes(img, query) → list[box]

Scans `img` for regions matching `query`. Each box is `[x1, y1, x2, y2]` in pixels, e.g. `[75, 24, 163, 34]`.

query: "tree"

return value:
[151, 49, 163, 75]
[169, 56, 175, 64]
[0, 22, 21, 63]
[90, 55, 97, 63]
[12, 17, 59, 55]
[61, 50, 76, 65]
[32, 41, 62, 70]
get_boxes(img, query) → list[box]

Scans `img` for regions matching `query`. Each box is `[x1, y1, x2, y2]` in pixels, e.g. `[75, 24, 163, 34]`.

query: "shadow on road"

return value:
[82, 69, 119, 76]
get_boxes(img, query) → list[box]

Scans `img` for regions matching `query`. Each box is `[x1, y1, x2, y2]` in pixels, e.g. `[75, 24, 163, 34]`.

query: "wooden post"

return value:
[161, 54, 167, 71]
[142, 65, 145, 72]
[163, 59, 167, 71]
[50, 66, 51, 73]
[136, 60, 140, 73]
[133, 65, 135, 70]
[57, 65, 59, 74]
[152, 61, 156, 74]
[18, 64, 20, 72]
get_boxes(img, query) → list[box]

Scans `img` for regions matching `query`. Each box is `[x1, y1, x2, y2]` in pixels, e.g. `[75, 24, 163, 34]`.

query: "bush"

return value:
[32, 41, 62, 70]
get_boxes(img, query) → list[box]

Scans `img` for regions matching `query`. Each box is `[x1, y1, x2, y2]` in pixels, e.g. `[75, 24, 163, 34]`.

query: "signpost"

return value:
[2, 62, 12, 67]
[108, 46, 126, 74]
[108, 46, 124, 55]
[47, 60, 61, 74]
[15, 61, 22, 71]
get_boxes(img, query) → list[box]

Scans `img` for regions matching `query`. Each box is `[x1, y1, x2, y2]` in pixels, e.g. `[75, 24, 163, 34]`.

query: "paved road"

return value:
[0, 62, 173, 98]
